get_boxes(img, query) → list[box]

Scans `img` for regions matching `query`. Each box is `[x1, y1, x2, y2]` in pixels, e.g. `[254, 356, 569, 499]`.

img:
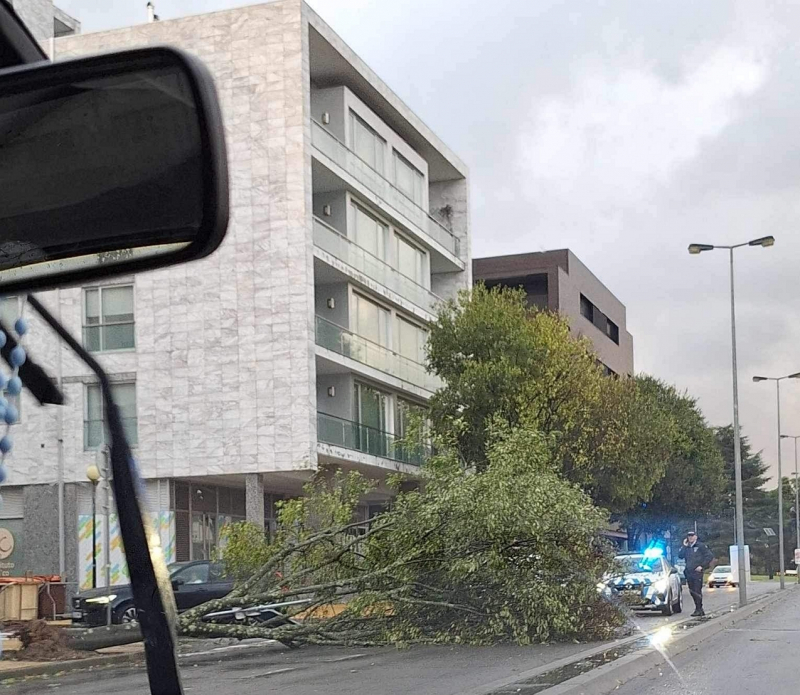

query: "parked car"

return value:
[600, 551, 683, 615]
[72, 560, 233, 626]
[707, 565, 736, 588]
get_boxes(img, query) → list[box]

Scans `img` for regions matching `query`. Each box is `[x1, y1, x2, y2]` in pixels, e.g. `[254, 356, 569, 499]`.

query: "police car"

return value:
[599, 549, 683, 615]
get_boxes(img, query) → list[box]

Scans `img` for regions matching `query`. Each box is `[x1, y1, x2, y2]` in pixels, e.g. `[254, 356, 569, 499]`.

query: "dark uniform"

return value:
[678, 535, 714, 616]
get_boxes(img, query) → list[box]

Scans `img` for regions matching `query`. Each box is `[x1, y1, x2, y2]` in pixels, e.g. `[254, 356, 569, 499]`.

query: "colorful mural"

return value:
[78, 512, 175, 590]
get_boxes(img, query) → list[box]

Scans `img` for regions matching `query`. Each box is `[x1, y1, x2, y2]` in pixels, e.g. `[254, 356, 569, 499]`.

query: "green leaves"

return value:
[217, 521, 273, 584]
[619, 377, 726, 540]
[427, 284, 677, 513]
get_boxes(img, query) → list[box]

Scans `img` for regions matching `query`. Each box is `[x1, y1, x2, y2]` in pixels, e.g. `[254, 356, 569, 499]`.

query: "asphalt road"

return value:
[1, 581, 782, 695]
[614, 580, 800, 694]
[626, 579, 779, 634]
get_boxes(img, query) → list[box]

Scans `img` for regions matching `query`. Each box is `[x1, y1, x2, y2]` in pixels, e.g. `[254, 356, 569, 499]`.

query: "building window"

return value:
[580, 294, 594, 322]
[84, 285, 135, 352]
[600, 362, 617, 378]
[395, 234, 427, 286]
[173, 482, 246, 562]
[354, 382, 389, 456]
[395, 315, 426, 363]
[85, 382, 138, 449]
[351, 292, 391, 347]
[394, 151, 424, 205]
[351, 202, 388, 260]
[395, 398, 427, 439]
[350, 111, 385, 173]
[607, 319, 620, 345]
[581, 293, 620, 345]
[0, 297, 20, 329]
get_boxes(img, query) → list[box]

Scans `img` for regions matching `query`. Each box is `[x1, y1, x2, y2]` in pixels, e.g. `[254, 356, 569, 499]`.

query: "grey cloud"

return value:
[54, 0, 800, 483]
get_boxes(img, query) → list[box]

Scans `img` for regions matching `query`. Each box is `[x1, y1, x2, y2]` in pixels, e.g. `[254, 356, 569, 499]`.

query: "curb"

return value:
[0, 651, 144, 683]
[538, 584, 797, 695]
[466, 585, 791, 695]
[0, 639, 288, 683]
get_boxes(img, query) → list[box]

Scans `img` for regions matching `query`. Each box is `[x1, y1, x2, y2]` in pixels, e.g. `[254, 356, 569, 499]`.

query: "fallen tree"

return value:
[178, 426, 625, 646]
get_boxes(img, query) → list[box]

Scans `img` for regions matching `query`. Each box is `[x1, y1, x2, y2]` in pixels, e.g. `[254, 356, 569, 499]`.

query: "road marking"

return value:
[320, 653, 367, 663]
[728, 627, 800, 632]
[237, 667, 297, 680]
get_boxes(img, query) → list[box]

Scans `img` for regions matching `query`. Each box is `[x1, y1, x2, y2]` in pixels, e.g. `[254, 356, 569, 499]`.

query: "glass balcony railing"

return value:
[315, 315, 442, 393]
[311, 120, 461, 258]
[317, 412, 428, 466]
[313, 217, 442, 315]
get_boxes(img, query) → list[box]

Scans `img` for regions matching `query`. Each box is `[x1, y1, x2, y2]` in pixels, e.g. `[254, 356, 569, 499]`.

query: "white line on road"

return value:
[237, 667, 297, 680]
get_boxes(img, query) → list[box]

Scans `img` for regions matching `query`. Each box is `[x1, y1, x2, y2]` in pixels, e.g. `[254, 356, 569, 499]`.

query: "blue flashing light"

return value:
[643, 547, 664, 559]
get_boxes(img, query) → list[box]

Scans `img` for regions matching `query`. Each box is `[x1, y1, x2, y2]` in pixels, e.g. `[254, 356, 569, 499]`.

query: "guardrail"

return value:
[317, 412, 428, 466]
[315, 315, 441, 393]
[311, 120, 461, 258]
[313, 217, 442, 315]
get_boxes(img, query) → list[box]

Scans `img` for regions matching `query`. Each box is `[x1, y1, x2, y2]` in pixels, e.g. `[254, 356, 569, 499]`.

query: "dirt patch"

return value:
[7, 620, 89, 662]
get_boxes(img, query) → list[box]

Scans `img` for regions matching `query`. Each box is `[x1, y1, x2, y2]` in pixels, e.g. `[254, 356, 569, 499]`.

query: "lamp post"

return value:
[86, 464, 100, 589]
[753, 372, 800, 590]
[688, 235, 775, 607]
[781, 434, 800, 584]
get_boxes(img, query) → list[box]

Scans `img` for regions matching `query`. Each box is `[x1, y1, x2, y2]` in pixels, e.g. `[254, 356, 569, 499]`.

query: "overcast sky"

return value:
[56, 0, 800, 485]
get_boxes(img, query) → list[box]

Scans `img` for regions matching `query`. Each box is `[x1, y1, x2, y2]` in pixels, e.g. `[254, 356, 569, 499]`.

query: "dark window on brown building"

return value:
[607, 319, 620, 344]
[580, 294, 594, 321]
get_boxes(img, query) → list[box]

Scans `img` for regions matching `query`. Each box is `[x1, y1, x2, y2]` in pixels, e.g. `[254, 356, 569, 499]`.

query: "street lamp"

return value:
[86, 464, 100, 589]
[780, 434, 800, 584]
[688, 235, 775, 607]
[753, 371, 800, 589]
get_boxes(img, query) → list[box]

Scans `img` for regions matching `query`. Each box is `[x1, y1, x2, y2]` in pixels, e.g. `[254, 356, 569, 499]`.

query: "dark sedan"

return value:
[72, 560, 233, 626]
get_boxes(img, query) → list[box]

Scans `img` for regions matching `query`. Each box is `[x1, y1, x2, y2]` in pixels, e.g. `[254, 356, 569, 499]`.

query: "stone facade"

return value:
[10, 0, 79, 42]
[3, 0, 470, 580]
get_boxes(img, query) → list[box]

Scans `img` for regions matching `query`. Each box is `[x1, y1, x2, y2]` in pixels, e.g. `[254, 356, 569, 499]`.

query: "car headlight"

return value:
[653, 578, 669, 593]
[85, 594, 117, 604]
[596, 582, 612, 597]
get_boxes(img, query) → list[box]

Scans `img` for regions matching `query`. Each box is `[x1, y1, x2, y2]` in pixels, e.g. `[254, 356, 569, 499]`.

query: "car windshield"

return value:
[714, 566, 732, 573]
[615, 556, 659, 574]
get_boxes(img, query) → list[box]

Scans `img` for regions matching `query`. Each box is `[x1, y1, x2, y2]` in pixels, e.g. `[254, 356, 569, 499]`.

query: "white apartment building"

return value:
[3, 0, 470, 590]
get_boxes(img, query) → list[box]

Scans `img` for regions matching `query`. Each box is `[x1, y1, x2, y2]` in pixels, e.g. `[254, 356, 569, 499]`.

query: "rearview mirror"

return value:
[0, 46, 228, 293]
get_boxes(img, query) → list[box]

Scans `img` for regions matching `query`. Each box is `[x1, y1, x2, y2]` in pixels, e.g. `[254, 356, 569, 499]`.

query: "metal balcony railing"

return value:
[313, 217, 442, 315]
[315, 315, 441, 393]
[317, 412, 428, 466]
[311, 120, 461, 258]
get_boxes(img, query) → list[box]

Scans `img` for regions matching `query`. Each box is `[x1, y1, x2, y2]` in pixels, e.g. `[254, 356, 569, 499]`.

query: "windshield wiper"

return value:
[28, 294, 183, 695]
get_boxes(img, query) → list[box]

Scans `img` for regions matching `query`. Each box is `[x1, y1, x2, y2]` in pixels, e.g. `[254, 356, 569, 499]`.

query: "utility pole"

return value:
[99, 446, 112, 626]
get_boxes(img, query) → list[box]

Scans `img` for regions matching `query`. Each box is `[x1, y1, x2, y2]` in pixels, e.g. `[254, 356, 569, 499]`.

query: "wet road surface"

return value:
[0, 581, 781, 695]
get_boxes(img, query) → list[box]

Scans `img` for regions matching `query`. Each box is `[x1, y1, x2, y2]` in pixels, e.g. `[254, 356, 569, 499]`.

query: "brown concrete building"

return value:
[473, 249, 633, 376]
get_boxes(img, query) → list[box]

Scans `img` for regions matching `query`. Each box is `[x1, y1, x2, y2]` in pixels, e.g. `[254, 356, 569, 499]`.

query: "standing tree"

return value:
[619, 377, 726, 547]
[698, 426, 771, 567]
[427, 285, 671, 513]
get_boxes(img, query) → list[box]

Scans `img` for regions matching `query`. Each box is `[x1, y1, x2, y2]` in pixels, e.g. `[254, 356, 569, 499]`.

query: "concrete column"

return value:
[22, 483, 61, 576]
[64, 483, 79, 602]
[245, 474, 264, 529]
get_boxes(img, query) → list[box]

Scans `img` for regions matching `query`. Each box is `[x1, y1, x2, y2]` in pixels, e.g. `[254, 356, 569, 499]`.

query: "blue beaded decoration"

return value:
[0, 296, 28, 500]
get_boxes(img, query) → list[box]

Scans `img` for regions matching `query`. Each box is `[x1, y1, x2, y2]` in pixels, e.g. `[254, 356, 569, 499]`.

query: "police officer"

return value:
[678, 530, 714, 616]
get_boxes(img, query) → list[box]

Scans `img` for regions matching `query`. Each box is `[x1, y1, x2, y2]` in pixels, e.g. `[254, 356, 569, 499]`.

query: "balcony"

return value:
[315, 315, 442, 394]
[313, 217, 442, 316]
[317, 412, 428, 466]
[311, 120, 461, 259]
